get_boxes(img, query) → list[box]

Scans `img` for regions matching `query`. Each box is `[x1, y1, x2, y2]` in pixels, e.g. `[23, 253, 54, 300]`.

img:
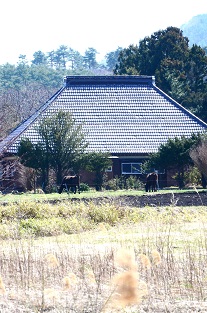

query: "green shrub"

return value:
[79, 183, 90, 192]
[104, 178, 119, 190]
[88, 203, 120, 224]
[19, 215, 94, 236]
[184, 166, 202, 186]
[125, 175, 143, 190]
[105, 175, 143, 190]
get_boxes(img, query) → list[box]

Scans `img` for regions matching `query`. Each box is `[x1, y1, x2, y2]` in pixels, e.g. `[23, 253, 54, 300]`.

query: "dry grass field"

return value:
[0, 190, 206, 312]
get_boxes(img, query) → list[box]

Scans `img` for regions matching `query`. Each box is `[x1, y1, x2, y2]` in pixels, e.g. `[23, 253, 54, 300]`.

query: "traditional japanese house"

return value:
[0, 75, 207, 191]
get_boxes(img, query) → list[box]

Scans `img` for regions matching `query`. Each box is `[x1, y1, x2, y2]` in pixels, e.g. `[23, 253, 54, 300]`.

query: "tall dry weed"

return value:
[110, 271, 141, 308]
[139, 253, 151, 269]
[44, 288, 60, 305]
[105, 248, 148, 310]
[0, 276, 6, 295]
[85, 268, 96, 284]
[151, 249, 162, 265]
[114, 248, 137, 270]
[44, 253, 59, 268]
[62, 273, 77, 290]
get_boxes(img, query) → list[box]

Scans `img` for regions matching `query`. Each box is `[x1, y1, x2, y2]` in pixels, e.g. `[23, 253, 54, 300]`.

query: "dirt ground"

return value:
[70, 190, 207, 208]
[118, 190, 207, 207]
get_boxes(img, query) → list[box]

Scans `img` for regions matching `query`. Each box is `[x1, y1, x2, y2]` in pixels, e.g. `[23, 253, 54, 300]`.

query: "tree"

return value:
[54, 45, 69, 69]
[114, 27, 207, 122]
[16, 55, 30, 87]
[38, 111, 88, 184]
[115, 27, 189, 77]
[145, 134, 201, 189]
[105, 47, 123, 71]
[83, 48, 98, 69]
[32, 51, 47, 66]
[17, 138, 50, 191]
[190, 134, 207, 186]
[47, 50, 56, 68]
[84, 151, 112, 190]
[0, 63, 17, 90]
[114, 44, 140, 75]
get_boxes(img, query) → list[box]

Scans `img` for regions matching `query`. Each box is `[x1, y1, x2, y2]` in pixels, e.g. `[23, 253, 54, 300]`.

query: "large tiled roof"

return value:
[0, 75, 207, 155]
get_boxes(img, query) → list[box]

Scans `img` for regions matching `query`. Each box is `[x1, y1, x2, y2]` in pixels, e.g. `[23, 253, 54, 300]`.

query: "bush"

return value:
[79, 183, 90, 192]
[184, 166, 202, 186]
[104, 177, 119, 190]
[104, 175, 143, 190]
[125, 175, 143, 190]
[88, 203, 120, 224]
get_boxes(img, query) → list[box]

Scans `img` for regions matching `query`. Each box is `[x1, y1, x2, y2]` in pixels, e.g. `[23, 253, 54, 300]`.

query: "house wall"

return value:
[0, 153, 171, 192]
[112, 156, 168, 188]
[79, 170, 96, 186]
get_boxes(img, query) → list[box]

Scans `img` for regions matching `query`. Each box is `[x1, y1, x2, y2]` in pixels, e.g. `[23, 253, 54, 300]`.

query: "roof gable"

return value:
[1, 75, 207, 155]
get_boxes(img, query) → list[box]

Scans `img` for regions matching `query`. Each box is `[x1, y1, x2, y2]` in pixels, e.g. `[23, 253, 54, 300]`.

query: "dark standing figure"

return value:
[145, 172, 158, 192]
[58, 175, 80, 194]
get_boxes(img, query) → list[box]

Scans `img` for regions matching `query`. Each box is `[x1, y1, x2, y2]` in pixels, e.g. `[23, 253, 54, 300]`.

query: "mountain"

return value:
[181, 14, 207, 47]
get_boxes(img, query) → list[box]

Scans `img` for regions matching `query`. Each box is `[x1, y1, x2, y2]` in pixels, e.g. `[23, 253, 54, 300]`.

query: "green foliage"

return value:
[87, 203, 120, 224]
[189, 133, 207, 182]
[104, 175, 143, 191]
[0, 46, 109, 93]
[17, 111, 89, 188]
[0, 45, 115, 139]
[37, 110, 88, 184]
[18, 139, 48, 170]
[146, 134, 202, 188]
[84, 151, 112, 191]
[79, 183, 90, 192]
[0, 60, 65, 91]
[0, 201, 51, 223]
[115, 27, 189, 77]
[114, 26, 207, 122]
[0, 199, 130, 237]
[17, 138, 50, 189]
[114, 44, 140, 75]
[125, 175, 143, 190]
[85, 151, 112, 172]
[183, 166, 202, 186]
[83, 48, 98, 69]
[105, 47, 123, 71]
[0, 194, 206, 239]
[104, 176, 120, 191]
[32, 50, 47, 66]
[19, 217, 92, 236]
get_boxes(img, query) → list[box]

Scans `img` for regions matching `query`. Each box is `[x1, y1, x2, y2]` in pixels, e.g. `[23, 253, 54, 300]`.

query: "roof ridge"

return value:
[64, 75, 155, 86]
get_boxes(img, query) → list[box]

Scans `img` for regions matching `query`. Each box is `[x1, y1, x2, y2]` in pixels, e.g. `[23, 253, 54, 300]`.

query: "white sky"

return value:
[1, 0, 207, 64]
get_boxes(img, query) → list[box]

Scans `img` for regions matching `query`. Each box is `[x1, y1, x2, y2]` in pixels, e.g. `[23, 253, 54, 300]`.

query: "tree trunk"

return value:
[56, 164, 63, 186]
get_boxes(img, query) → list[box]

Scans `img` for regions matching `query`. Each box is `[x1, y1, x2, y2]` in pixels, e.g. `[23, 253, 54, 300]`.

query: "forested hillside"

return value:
[181, 14, 207, 48]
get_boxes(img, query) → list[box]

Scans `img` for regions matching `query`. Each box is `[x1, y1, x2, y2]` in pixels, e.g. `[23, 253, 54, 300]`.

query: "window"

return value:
[122, 163, 142, 174]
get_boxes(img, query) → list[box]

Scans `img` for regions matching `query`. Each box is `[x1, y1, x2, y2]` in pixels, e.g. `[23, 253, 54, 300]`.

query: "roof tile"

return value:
[0, 75, 207, 155]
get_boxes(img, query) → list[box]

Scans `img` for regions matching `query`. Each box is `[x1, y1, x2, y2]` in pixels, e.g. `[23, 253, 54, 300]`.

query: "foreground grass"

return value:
[0, 196, 207, 312]
[0, 195, 206, 238]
